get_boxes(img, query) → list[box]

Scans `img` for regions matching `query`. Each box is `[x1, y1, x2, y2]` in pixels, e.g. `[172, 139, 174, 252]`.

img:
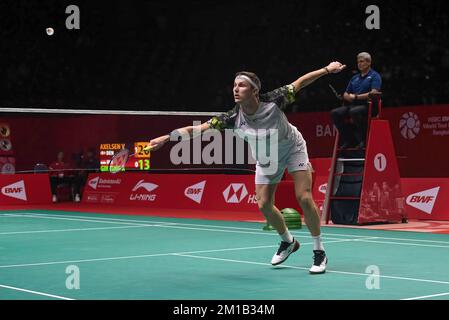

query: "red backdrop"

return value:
[1, 104, 449, 177]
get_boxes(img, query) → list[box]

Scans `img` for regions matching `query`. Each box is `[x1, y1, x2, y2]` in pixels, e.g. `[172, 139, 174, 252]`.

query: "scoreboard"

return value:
[99, 142, 151, 172]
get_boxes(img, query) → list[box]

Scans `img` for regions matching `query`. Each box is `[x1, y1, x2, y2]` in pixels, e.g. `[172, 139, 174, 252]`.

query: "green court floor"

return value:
[1, 210, 449, 300]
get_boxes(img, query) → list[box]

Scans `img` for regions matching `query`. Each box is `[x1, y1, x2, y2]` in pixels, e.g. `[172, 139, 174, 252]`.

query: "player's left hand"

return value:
[326, 61, 347, 74]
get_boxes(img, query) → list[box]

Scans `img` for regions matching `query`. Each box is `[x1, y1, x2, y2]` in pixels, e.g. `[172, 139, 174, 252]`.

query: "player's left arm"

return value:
[261, 62, 346, 111]
[291, 61, 346, 93]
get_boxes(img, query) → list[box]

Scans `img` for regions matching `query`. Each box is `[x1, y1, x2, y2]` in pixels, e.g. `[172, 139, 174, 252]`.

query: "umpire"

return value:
[331, 52, 382, 149]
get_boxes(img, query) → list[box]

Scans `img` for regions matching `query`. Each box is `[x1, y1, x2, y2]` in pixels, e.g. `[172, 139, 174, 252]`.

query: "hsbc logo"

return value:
[406, 187, 440, 214]
[1, 180, 27, 201]
[400, 112, 420, 139]
[184, 181, 206, 204]
[223, 183, 256, 204]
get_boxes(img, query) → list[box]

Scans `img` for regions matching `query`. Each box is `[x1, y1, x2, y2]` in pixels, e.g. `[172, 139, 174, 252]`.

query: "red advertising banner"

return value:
[287, 105, 449, 177]
[401, 178, 449, 220]
[0, 174, 52, 204]
[82, 173, 263, 219]
[358, 120, 403, 224]
[381, 105, 449, 177]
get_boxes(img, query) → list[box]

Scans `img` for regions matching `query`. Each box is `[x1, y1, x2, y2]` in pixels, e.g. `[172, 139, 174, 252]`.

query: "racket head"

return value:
[108, 148, 130, 173]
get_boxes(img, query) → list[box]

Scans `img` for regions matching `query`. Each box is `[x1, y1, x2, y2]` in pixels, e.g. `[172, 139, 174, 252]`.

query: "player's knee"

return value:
[296, 191, 314, 209]
[257, 198, 274, 214]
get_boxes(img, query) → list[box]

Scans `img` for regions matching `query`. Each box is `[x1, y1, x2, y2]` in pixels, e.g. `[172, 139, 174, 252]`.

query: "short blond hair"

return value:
[235, 71, 261, 92]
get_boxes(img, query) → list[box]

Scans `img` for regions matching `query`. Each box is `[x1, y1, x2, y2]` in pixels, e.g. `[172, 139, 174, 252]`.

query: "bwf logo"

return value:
[184, 181, 206, 204]
[1, 180, 27, 201]
[406, 187, 440, 214]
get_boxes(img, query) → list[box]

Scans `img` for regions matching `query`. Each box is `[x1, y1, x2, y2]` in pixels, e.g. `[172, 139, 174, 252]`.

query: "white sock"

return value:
[312, 235, 325, 251]
[280, 230, 294, 243]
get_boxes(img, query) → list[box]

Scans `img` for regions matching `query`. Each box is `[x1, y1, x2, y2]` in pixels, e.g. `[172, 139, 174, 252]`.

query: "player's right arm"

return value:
[149, 122, 211, 151]
[149, 105, 238, 151]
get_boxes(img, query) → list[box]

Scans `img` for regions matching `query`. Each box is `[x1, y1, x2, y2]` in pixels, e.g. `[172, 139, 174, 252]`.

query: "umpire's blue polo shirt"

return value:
[346, 69, 382, 94]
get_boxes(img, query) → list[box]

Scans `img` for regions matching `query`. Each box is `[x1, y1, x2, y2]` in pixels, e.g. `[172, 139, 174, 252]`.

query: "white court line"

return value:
[0, 238, 360, 269]
[8, 213, 350, 241]
[172, 254, 449, 287]
[5, 213, 172, 227]
[0, 284, 74, 300]
[18, 212, 449, 245]
[2, 236, 447, 291]
[8, 212, 370, 236]
[354, 239, 449, 249]
[0, 225, 150, 236]
[0, 214, 27, 218]
[15, 213, 449, 249]
[401, 292, 449, 300]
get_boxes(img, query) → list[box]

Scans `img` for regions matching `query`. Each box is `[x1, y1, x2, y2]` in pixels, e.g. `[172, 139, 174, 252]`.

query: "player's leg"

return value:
[287, 145, 327, 274]
[255, 183, 285, 232]
[255, 169, 299, 266]
[290, 169, 327, 274]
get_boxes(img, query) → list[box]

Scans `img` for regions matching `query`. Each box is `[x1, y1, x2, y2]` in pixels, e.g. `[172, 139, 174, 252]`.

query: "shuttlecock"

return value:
[46, 27, 54, 36]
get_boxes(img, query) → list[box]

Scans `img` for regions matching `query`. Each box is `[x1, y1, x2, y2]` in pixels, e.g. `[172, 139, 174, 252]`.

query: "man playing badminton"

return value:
[148, 61, 346, 274]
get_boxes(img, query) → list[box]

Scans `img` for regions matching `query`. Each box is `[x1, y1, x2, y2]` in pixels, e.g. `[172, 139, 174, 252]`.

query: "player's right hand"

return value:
[149, 135, 170, 151]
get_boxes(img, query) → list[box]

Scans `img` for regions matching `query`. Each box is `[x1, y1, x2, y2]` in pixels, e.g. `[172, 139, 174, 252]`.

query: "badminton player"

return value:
[149, 61, 346, 274]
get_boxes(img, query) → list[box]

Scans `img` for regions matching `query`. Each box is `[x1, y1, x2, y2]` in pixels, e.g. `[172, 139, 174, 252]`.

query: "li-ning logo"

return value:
[406, 186, 440, 214]
[400, 112, 421, 139]
[184, 181, 206, 204]
[223, 183, 248, 203]
[1, 180, 27, 201]
[132, 180, 158, 192]
[130, 180, 158, 202]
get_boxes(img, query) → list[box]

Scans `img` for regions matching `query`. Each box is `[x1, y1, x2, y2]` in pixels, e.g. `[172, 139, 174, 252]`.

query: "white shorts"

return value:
[255, 142, 311, 185]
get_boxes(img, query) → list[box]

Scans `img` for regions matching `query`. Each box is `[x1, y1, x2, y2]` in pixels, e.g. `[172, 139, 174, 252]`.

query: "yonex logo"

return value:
[184, 181, 206, 204]
[406, 187, 440, 214]
[399, 112, 420, 139]
[1, 180, 27, 201]
[132, 180, 158, 192]
[223, 183, 248, 203]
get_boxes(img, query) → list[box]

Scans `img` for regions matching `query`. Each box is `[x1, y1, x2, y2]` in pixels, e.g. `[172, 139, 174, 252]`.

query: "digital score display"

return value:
[99, 142, 151, 172]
